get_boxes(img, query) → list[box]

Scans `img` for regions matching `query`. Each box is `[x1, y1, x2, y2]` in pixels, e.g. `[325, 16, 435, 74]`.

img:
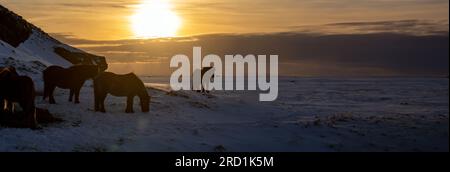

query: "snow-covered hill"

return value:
[0, 4, 107, 90]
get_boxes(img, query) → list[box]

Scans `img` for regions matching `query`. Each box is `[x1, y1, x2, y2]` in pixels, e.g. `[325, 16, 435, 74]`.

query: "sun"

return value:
[131, 0, 181, 39]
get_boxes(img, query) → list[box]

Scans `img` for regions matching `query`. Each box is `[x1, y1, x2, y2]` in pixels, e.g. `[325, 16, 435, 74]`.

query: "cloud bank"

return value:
[52, 20, 449, 77]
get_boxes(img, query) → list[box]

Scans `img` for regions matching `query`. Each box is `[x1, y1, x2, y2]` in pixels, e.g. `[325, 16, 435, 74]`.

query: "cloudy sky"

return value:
[1, 0, 448, 39]
[0, 0, 448, 76]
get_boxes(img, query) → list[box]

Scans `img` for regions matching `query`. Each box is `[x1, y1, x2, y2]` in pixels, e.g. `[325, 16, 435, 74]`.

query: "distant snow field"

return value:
[0, 77, 448, 152]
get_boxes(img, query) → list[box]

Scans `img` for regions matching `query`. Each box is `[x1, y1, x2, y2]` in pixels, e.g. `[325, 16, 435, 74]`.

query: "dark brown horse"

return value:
[0, 75, 38, 129]
[94, 72, 150, 113]
[0, 66, 19, 112]
[43, 65, 100, 104]
[0, 66, 18, 80]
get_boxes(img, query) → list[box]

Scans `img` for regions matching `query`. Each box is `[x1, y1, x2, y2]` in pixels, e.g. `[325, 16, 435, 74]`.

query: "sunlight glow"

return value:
[131, 0, 181, 39]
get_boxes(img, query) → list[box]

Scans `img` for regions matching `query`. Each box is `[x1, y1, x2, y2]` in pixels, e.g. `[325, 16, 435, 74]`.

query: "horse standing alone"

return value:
[43, 65, 99, 104]
[94, 72, 150, 113]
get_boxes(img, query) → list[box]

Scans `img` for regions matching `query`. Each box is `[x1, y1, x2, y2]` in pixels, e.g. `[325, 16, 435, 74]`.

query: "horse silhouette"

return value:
[43, 65, 100, 104]
[0, 66, 19, 113]
[94, 72, 150, 113]
[0, 74, 38, 129]
[194, 67, 215, 93]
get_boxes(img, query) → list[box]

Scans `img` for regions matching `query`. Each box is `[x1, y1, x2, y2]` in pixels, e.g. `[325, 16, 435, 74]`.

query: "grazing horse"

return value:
[94, 72, 150, 113]
[43, 65, 99, 104]
[0, 75, 38, 129]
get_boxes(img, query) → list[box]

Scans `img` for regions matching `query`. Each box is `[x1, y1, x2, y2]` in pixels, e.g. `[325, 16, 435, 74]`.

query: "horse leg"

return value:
[19, 99, 38, 129]
[8, 101, 14, 113]
[125, 96, 134, 113]
[0, 98, 3, 111]
[74, 87, 81, 104]
[26, 108, 38, 129]
[99, 93, 107, 113]
[49, 86, 57, 104]
[68, 89, 74, 102]
[4, 99, 12, 112]
[0, 98, 4, 118]
[94, 91, 99, 112]
[94, 80, 100, 111]
[43, 82, 49, 100]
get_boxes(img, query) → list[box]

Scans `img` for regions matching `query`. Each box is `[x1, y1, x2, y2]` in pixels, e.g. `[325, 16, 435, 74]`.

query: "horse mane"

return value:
[125, 72, 136, 76]
[123, 73, 141, 83]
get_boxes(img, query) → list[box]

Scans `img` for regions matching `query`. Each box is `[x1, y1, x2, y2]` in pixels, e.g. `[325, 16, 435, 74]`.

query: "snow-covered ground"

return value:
[0, 77, 448, 152]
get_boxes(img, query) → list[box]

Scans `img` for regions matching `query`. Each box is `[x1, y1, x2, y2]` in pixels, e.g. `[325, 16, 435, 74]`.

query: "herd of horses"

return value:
[0, 65, 150, 129]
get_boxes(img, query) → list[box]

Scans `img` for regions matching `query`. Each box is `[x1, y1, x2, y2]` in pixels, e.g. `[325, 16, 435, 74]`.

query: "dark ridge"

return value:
[0, 4, 108, 69]
[0, 4, 60, 47]
[54, 47, 108, 71]
[0, 4, 33, 47]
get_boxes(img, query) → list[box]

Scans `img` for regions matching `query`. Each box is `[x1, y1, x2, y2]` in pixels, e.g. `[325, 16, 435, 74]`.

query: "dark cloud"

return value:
[291, 20, 449, 36]
[57, 2, 129, 9]
[52, 20, 449, 76]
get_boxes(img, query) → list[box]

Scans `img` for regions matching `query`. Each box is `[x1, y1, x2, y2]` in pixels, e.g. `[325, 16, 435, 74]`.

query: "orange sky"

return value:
[0, 0, 448, 40]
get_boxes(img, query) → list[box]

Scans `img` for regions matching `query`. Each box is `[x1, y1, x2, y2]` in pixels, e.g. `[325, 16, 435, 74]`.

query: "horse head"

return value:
[139, 92, 150, 113]
[78, 65, 102, 79]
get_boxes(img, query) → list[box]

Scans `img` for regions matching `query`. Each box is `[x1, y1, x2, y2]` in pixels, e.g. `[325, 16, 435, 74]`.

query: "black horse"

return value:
[0, 66, 19, 114]
[0, 74, 38, 129]
[0, 66, 18, 79]
[94, 72, 150, 113]
[194, 67, 215, 93]
[43, 65, 99, 104]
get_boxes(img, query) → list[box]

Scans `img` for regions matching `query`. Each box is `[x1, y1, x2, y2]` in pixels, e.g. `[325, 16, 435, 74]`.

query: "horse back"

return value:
[0, 75, 35, 101]
[43, 66, 67, 79]
[9, 76, 35, 93]
[95, 72, 145, 96]
[0, 67, 19, 80]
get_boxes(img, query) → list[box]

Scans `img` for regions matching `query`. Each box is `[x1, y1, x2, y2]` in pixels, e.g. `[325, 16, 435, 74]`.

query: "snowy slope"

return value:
[1, 39, 43, 63]
[1, 5, 70, 70]
[1, 4, 107, 91]
[16, 29, 73, 67]
[0, 28, 103, 78]
[0, 39, 48, 90]
[0, 31, 70, 91]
